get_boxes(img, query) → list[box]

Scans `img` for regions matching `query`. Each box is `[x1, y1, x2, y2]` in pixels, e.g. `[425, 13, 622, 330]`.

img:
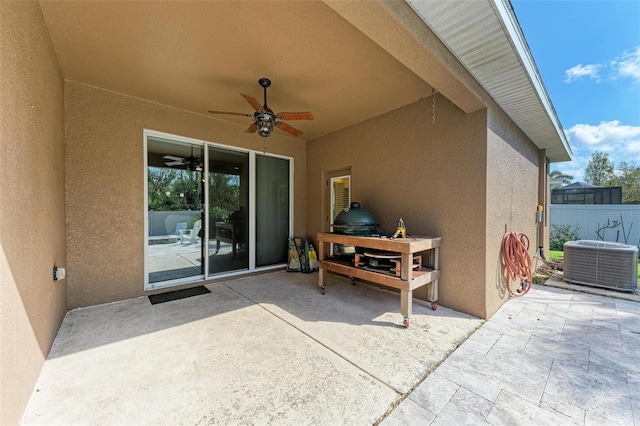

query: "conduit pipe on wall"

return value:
[537, 150, 548, 259]
[535, 204, 547, 260]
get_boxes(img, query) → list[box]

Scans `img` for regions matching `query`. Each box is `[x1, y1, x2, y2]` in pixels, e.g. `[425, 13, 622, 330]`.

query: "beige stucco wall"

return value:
[485, 107, 541, 317]
[306, 96, 490, 318]
[0, 2, 67, 424]
[65, 82, 306, 308]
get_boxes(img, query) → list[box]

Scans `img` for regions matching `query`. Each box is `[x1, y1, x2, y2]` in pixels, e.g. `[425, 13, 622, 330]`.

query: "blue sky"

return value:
[512, 0, 640, 182]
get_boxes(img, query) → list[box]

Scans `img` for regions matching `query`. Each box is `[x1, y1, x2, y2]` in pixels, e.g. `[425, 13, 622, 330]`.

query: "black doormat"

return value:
[148, 286, 211, 305]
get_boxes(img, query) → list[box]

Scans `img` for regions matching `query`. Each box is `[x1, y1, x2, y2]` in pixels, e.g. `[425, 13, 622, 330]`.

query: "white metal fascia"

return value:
[406, 0, 573, 162]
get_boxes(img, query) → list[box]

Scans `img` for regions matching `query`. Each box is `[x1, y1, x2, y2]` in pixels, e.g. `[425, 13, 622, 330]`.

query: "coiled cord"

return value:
[502, 232, 532, 297]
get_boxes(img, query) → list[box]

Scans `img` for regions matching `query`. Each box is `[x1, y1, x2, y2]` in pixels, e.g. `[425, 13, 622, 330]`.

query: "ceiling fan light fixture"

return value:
[256, 113, 275, 138]
[257, 120, 273, 138]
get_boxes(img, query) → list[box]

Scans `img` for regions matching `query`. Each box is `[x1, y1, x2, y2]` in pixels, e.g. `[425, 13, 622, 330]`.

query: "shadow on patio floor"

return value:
[21, 271, 482, 425]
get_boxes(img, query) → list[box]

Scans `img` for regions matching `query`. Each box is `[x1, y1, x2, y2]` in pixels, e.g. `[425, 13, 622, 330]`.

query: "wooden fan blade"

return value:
[165, 161, 185, 166]
[275, 121, 303, 137]
[244, 123, 257, 133]
[240, 94, 265, 112]
[208, 110, 252, 117]
[276, 111, 314, 120]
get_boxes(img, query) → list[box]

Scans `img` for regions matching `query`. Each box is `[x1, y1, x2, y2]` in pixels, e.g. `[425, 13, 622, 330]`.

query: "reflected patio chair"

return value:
[181, 220, 201, 245]
[174, 222, 187, 236]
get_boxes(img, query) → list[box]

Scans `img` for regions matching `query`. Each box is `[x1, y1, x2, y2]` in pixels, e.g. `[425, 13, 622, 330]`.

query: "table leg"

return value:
[401, 288, 412, 327]
[400, 253, 412, 281]
[429, 247, 439, 303]
[319, 240, 326, 294]
[400, 253, 413, 327]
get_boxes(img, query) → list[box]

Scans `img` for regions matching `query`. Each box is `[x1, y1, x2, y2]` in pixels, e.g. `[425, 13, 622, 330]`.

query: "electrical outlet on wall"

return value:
[53, 266, 66, 281]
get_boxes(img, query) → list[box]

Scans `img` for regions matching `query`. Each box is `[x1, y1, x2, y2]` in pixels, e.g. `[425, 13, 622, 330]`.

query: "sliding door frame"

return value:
[143, 129, 294, 290]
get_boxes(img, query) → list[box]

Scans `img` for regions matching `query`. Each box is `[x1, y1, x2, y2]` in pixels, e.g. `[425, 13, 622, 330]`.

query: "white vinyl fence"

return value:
[550, 205, 640, 247]
[148, 210, 202, 236]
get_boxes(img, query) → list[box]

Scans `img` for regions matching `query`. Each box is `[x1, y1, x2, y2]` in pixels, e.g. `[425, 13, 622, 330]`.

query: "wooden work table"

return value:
[317, 233, 441, 328]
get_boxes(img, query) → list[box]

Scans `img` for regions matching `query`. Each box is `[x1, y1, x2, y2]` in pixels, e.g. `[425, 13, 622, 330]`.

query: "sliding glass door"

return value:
[208, 146, 249, 274]
[256, 155, 290, 267]
[145, 131, 292, 289]
[146, 136, 204, 287]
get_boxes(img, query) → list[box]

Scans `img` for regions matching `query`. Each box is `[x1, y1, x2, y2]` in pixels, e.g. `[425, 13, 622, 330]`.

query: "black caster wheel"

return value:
[350, 277, 356, 285]
[320, 286, 326, 295]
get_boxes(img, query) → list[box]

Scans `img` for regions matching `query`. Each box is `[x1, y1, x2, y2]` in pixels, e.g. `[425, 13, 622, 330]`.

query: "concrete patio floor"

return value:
[20, 271, 482, 425]
[20, 272, 640, 425]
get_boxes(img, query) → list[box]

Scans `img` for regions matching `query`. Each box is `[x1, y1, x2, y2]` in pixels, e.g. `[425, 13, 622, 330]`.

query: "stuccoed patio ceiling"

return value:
[39, 0, 570, 161]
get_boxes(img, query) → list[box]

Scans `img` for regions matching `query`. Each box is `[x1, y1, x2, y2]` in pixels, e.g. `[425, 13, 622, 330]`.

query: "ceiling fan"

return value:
[208, 78, 314, 138]
[163, 146, 202, 172]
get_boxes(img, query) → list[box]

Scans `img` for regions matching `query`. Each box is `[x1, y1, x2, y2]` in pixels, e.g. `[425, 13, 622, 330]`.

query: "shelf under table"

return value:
[316, 233, 441, 327]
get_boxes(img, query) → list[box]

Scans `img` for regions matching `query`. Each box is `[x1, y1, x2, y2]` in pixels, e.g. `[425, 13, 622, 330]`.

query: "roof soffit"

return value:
[406, 0, 572, 162]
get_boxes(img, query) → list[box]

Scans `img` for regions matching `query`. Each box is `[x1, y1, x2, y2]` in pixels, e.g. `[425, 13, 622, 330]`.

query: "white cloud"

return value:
[564, 64, 602, 83]
[559, 121, 640, 182]
[612, 46, 640, 80]
[552, 156, 588, 183]
[626, 140, 640, 153]
[566, 121, 640, 146]
[564, 46, 640, 83]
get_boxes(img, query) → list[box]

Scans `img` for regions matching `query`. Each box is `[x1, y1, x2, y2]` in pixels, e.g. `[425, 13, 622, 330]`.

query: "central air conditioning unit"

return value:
[564, 240, 638, 292]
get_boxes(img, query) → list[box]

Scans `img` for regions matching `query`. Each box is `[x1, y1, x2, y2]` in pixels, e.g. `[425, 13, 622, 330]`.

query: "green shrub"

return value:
[209, 206, 229, 223]
[550, 224, 580, 251]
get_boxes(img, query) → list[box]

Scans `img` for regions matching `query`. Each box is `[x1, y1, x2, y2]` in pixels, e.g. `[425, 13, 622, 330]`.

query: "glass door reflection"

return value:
[208, 146, 249, 274]
[146, 137, 204, 286]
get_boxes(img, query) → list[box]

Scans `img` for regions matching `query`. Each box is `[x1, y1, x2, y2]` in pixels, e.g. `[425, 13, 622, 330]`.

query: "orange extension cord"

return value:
[501, 232, 532, 297]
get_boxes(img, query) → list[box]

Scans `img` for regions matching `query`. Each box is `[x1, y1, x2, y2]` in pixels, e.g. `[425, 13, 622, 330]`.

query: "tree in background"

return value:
[611, 161, 640, 204]
[148, 167, 204, 211]
[581, 152, 640, 204]
[584, 151, 615, 186]
[550, 170, 574, 189]
[148, 168, 180, 211]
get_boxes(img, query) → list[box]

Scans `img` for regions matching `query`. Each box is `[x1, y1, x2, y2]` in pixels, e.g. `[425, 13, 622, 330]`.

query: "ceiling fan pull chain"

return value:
[431, 88, 437, 124]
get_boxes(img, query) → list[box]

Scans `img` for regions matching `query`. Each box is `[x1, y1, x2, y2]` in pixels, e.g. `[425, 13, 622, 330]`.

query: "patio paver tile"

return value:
[430, 401, 490, 425]
[408, 372, 459, 415]
[562, 318, 624, 352]
[437, 343, 548, 405]
[435, 361, 502, 403]
[540, 391, 585, 425]
[450, 387, 494, 419]
[545, 358, 633, 425]
[486, 389, 579, 426]
[525, 334, 590, 369]
[467, 326, 501, 347]
[590, 342, 640, 375]
[380, 398, 436, 426]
